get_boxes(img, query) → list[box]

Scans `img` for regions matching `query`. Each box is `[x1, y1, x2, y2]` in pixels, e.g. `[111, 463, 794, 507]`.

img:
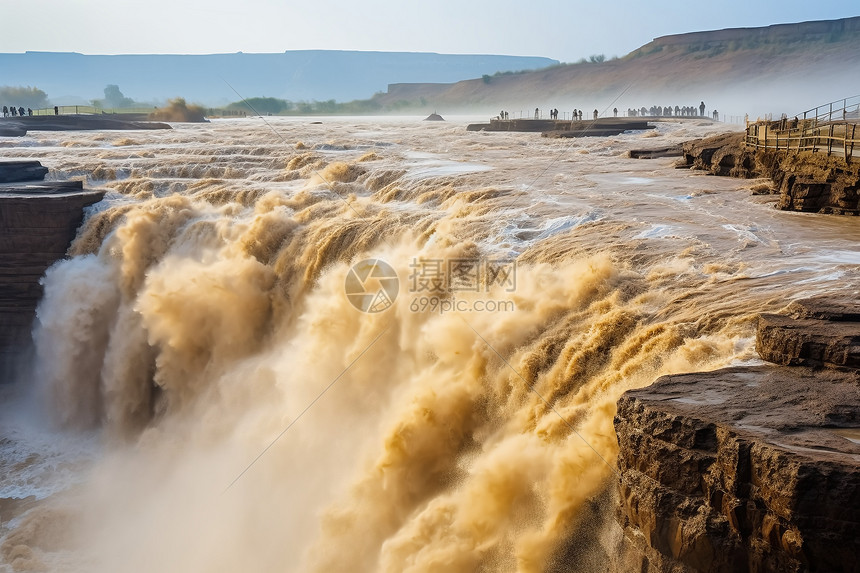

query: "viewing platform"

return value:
[744, 96, 860, 160]
[0, 114, 171, 137]
[467, 116, 657, 137]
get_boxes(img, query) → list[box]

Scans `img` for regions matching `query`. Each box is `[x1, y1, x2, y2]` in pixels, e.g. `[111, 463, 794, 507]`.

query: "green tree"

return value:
[100, 84, 135, 108]
[227, 96, 292, 115]
[0, 86, 49, 109]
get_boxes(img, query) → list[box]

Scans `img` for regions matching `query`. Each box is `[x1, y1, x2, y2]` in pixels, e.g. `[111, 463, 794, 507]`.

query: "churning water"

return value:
[0, 116, 858, 572]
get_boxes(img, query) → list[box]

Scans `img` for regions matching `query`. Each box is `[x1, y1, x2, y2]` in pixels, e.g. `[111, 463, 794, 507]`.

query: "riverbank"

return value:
[673, 131, 860, 214]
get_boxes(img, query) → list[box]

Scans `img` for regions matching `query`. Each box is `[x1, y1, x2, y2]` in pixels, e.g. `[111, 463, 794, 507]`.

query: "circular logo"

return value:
[345, 258, 399, 313]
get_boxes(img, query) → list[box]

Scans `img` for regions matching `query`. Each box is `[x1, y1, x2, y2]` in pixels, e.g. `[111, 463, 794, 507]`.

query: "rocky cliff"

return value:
[0, 162, 104, 382]
[612, 299, 860, 572]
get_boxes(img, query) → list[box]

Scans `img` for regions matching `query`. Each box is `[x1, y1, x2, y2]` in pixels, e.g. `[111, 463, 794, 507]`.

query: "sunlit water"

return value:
[0, 116, 858, 572]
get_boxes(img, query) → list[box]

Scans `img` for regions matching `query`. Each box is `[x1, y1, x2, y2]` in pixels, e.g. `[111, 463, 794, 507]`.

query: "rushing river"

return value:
[0, 116, 858, 572]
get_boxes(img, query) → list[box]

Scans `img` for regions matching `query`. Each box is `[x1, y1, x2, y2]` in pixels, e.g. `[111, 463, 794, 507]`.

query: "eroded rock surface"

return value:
[613, 298, 860, 572]
[677, 132, 860, 214]
[0, 162, 104, 382]
[613, 366, 860, 573]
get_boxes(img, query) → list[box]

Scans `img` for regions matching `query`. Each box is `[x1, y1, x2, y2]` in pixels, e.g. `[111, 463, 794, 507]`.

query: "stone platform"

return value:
[466, 117, 654, 137]
[0, 114, 171, 137]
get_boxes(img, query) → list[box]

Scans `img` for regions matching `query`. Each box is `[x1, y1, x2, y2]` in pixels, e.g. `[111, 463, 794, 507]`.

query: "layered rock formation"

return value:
[0, 162, 104, 382]
[677, 132, 860, 214]
[612, 299, 860, 572]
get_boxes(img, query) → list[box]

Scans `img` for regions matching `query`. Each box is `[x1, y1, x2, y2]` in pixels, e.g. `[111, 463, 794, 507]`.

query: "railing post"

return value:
[851, 124, 856, 161]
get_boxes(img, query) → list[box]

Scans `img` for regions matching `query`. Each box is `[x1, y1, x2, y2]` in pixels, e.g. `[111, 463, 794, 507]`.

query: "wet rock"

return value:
[756, 297, 860, 370]
[0, 161, 48, 184]
[612, 366, 860, 573]
[0, 181, 104, 382]
[679, 132, 758, 178]
[678, 132, 860, 214]
[757, 314, 860, 369]
[786, 297, 860, 322]
[629, 146, 683, 159]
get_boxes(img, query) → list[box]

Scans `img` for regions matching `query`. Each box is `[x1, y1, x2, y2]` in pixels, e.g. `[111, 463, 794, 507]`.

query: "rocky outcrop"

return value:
[757, 314, 860, 369]
[0, 162, 104, 382]
[678, 132, 860, 214]
[612, 298, 860, 572]
[679, 133, 758, 178]
[0, 161, 48, 183]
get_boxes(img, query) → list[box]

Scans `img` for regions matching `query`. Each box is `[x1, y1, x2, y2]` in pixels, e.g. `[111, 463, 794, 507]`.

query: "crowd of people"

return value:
[496, 101, 719, 121]
[2, 105, 61, 117]
[626, 101, 712, 118]
[2, 105, 33, 117]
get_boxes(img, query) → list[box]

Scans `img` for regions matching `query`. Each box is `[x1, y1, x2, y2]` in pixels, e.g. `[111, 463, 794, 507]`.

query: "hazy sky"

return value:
[4, 0, 858, 62]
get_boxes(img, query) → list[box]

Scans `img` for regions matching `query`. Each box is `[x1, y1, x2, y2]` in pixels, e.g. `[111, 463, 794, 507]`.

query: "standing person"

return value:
[27, 108, 32, 116]
[534, 107, 539, 119]
[613, 107, 618, 117]
[18, 107, 25, 117]
[699, 101, 705, 116]
[593, 109, 598, 120]
[2, 106, 7, 117]
[54, 106, 59, 116]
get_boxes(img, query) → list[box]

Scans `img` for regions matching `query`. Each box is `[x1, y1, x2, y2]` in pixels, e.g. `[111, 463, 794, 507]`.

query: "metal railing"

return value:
[4, 105, 249, 119]
[798, 95, 860, 123]
[745, 117, 859, 160]
[22, 105, 155, 116]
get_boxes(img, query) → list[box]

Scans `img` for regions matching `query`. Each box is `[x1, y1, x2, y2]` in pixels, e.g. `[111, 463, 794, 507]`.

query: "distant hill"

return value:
[0, 51, 558, 107]
[370, 17, 860, 118]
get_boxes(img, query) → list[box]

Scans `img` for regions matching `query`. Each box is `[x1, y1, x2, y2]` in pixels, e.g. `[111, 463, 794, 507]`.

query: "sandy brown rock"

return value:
[612, 366, 860, 573]
[678, 132, 860, 214]
[757, 314, 860, 369]
[786, 297, 860, 322]
[0, 171, 105, 382]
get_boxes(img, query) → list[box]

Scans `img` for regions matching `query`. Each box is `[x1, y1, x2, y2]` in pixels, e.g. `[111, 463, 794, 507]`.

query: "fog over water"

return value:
[0, 116, 858, 572]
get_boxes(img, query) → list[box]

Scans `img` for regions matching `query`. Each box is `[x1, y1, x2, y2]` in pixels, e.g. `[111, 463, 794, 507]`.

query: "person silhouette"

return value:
[699, 101, 705, 116]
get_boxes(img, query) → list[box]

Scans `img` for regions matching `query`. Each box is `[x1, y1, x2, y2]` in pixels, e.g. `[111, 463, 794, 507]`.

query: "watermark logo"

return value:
[345, 257, 517, 314]
[345, 258, 400, 313]
[409, 258, 516, 293]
